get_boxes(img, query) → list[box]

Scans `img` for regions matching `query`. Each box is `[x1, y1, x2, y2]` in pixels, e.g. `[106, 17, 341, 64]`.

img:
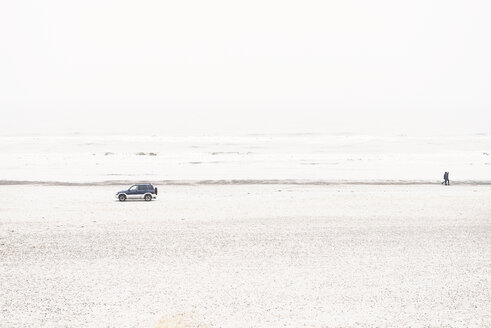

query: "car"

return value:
[115, 184, 157, 201]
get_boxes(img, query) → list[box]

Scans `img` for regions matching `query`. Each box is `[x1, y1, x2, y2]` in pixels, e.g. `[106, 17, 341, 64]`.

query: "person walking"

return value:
[443, 171, 450, 185]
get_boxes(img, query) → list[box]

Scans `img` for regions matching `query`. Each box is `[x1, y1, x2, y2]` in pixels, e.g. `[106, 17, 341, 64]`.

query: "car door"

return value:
[137, 185, 147, 199]
[127, 185, 139, 199]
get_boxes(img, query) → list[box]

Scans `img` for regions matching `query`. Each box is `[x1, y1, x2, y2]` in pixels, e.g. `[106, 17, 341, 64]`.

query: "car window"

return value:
[137, 185, 146, 191]
[129, 185, 137, 191]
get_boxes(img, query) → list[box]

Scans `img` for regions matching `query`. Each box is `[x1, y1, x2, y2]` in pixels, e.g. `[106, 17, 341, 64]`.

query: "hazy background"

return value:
[0, 0, 490, 136]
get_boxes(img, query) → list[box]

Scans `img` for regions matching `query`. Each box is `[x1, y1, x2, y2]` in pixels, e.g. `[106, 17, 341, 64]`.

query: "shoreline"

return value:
[2, 179, 491, 186]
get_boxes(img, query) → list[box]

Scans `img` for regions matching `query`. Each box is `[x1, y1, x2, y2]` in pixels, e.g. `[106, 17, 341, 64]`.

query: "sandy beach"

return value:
[1, 183, 490, 327]
[2, 0, 491, 325]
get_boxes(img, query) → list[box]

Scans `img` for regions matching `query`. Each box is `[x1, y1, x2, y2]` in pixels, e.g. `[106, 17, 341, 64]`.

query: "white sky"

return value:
[0, 0, 490, 135]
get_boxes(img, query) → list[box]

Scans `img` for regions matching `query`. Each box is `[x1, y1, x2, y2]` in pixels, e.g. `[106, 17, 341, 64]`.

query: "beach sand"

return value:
[1, 184, 490, 327]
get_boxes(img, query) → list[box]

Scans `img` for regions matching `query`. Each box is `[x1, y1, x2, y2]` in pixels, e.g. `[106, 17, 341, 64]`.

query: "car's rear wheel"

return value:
[119, 194, 127, 202]
[144, 194, 152, 201]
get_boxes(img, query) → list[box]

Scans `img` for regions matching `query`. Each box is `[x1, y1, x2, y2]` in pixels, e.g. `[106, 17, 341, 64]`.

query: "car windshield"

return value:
[129, 185, 137, 191]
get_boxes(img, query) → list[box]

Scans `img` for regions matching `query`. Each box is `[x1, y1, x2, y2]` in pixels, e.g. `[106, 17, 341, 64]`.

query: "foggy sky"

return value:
[0, 0, 490, 136]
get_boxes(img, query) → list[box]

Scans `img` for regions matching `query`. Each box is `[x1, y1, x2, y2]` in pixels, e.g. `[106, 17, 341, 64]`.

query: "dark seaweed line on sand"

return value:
[1, 179, 491, 186]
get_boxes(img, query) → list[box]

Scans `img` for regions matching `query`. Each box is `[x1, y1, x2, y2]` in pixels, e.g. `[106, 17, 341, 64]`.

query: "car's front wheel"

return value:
[144, 194, 152, 201]
[118, 194, 127, 202]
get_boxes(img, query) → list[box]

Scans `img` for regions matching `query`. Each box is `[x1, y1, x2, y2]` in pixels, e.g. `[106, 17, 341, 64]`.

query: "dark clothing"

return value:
[443, 172, 450, 185]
